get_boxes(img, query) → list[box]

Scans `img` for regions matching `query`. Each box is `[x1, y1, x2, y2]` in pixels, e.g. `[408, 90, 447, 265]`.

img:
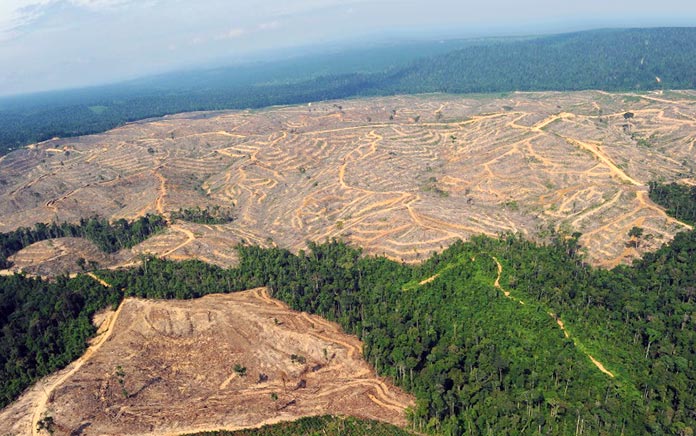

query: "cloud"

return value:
[0, 1, 52, 35]
[257, 20, 280, 31]
[0, 0, 144, 37]
[69, 0, 135, 9]
[217, 27, 246, 40]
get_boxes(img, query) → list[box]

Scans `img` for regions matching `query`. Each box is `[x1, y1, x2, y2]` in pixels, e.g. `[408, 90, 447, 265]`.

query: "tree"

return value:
[628, 226, 644, 238]
[233, 363, 247, 376]
[37, 415, 55, 435]
[628, 226, 644, 248]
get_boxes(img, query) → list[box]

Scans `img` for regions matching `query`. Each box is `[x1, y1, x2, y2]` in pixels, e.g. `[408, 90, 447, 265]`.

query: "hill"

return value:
[0, 289, 412, 435]
[378, 27, 696, 94]
[0, 89, 695, 434]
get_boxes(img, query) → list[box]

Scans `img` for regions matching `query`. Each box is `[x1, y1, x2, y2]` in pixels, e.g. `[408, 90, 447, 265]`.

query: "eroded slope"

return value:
[0, 289, 412, 436]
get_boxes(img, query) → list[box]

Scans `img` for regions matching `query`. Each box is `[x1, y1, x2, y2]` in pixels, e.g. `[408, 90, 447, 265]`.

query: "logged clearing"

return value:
[1, 90, 696, 274]
[0, 289, 413, 436]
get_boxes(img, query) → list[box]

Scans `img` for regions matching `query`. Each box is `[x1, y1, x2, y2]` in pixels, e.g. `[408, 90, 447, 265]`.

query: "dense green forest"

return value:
[649, 181, 696, 225]
[2, 183, 696, 434]
[2, 28, 696, 155]
[184, 415, 413, 436]
[377, 27, 696, 94]
[0, 214, 166, 268]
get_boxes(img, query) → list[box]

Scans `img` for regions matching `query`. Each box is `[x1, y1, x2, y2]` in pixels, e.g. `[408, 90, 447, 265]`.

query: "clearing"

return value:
[1, 91, 694, 274]
[0, 289, 413, 436]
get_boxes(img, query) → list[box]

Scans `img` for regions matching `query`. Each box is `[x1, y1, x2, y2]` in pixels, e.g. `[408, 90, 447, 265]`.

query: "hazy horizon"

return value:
[1, 0, 696, 97]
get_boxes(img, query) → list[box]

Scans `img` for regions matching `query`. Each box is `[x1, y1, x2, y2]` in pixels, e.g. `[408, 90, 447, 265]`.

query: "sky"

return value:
[1, 0, 695, 96]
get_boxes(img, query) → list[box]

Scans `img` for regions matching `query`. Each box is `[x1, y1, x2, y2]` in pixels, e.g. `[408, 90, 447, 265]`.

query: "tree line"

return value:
[649, 181, 696, 225]
[0, 214, 166, 268]
[183, 415, 413, 436]
[171, 206, 235, 225]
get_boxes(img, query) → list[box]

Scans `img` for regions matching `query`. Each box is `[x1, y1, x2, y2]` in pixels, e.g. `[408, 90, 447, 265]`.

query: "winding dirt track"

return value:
[154, 170, 167, 216]
[31, 300, 124, 436]
[561, 137, 641, 186]
[160, 225, 196, 257]
[490, 256, 614, 378]
[28, 273, 117, 435]
[86, 272, 111, 288]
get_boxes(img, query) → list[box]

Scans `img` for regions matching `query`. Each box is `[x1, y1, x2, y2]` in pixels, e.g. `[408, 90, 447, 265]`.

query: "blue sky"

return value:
[1, 0, 695, 96]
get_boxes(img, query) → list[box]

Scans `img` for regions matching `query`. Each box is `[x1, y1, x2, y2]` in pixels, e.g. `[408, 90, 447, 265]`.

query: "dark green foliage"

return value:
[2, 28, 696, 156]
[0, 214, 166, 268]
[290, 354, 306, 365]
[0, 273, 122, 408]
[649, 181, 696, 225]
[183, 415, 414, 435]
[36, 415, 56, 435]
[233, 363, 247, 377]
[171, 206, 235, 225]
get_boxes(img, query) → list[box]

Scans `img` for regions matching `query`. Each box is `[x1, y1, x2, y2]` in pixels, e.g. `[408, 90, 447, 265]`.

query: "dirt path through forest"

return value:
[86, 272, 111, 288]
[31, 279, 123, 435]
[490, 256, 614, 378]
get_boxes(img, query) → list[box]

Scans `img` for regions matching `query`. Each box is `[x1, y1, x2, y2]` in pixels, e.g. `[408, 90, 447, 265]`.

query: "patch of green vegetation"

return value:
[632, 134, 652, 148]
[233, 363, 247, 377]
[171, 206, 235, 225]
[503, 200, 519, 211]
[290, 354, 306, 365]
[649, 181, 696, 225]
[183, 415, 414, 435]
[420, 177, 449, 197]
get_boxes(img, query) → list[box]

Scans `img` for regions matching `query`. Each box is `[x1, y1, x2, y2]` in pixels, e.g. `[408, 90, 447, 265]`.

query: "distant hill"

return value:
[376, 27, 696, 93]
[1, 27, 696, 155]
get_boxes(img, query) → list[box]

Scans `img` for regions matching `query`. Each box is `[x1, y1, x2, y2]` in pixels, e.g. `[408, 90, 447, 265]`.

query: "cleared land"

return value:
[1, 91, 695, 274]
[0, 289, 413, 436]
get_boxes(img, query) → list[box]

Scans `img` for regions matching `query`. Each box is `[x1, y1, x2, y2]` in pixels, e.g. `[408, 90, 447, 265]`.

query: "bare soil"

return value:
[1, 91, 694, 272]
[0, 289, 413, 436]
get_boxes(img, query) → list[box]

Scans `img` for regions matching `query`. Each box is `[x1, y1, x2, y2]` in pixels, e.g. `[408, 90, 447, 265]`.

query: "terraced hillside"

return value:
[1, 90, 695, 271]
